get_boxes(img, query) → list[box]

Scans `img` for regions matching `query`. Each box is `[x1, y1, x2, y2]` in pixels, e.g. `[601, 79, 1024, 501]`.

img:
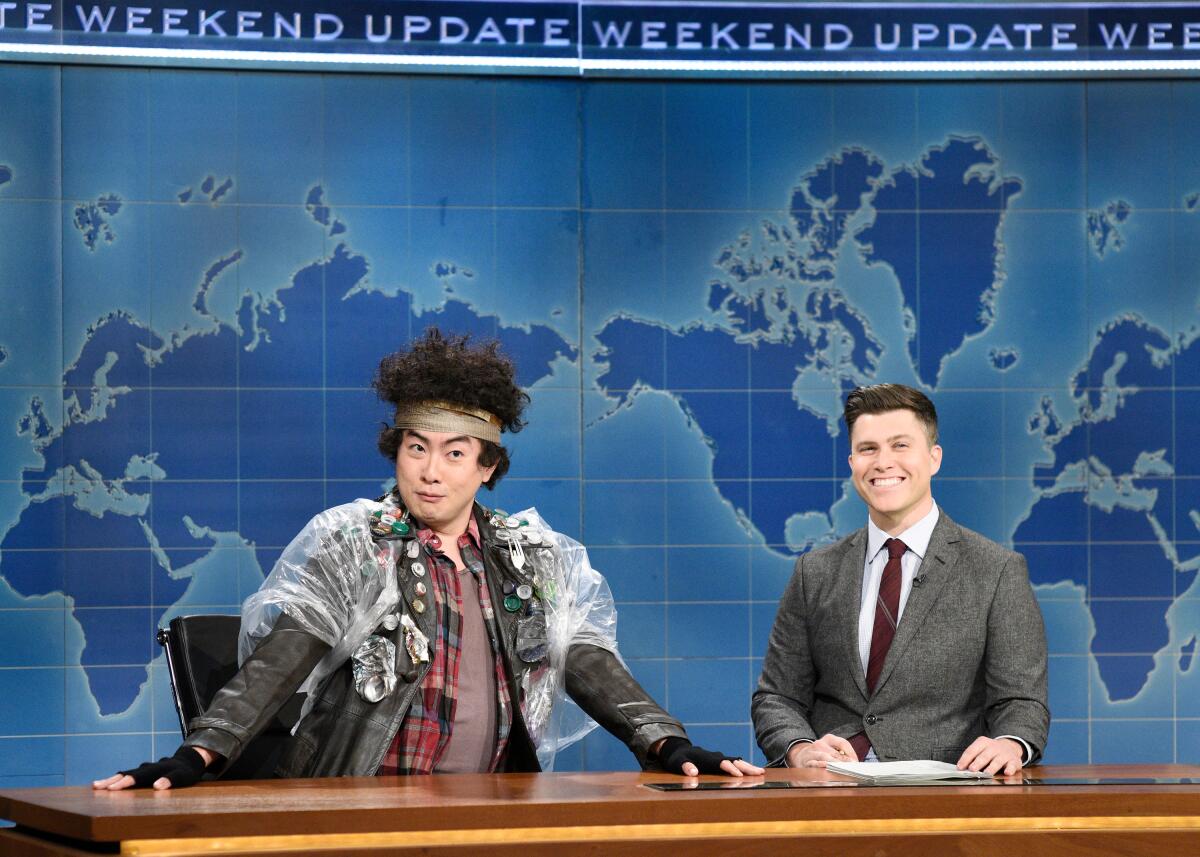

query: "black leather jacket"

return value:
[185, 502, 686, 776]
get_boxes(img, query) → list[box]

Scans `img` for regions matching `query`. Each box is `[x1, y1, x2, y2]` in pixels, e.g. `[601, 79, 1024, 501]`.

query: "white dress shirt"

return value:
[857, 503, 941, 675]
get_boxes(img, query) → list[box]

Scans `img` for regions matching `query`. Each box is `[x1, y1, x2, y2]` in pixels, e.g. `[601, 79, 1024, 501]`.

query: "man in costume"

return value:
[752, 384, 1049, 775]
[97, 329, 762, 788]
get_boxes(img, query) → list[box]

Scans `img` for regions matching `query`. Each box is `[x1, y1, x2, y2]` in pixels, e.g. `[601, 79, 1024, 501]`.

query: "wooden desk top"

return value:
[3, 765, 1200, 846]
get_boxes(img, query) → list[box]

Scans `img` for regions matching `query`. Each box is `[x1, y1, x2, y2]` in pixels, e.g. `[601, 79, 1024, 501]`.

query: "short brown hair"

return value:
[844, 384, 938, 446]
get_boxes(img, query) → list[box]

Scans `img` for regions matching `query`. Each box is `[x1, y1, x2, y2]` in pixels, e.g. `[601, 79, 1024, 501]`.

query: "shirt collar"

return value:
[866, 501, 940, 563]
[415, 512, 482, 552]
[462, 514, 482, 549]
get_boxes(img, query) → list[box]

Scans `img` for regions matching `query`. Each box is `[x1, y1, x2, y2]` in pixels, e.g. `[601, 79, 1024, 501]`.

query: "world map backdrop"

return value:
[1, 64, 1199, 787]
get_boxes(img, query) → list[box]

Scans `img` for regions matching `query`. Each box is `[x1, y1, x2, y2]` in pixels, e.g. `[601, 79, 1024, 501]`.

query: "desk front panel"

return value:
[3, 765, 1200, 856]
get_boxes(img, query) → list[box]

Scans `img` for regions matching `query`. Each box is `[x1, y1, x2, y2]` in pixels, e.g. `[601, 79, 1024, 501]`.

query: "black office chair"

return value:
[157, 614, 304, 780]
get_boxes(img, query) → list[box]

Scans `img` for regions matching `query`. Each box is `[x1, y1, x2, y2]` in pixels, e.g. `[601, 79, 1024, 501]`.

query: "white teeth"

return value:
[872, 477, 903, 487]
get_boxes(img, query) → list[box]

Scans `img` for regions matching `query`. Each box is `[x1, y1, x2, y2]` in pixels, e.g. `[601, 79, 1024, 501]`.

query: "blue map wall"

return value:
[1, 66, 1198, 786]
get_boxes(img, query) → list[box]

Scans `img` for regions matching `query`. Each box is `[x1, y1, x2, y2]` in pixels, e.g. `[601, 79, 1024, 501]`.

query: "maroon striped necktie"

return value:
[848, 537, 908, 762]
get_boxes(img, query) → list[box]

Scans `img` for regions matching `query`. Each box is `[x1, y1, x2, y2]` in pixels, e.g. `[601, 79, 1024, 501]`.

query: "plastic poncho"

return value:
[238, 500, 620, 771]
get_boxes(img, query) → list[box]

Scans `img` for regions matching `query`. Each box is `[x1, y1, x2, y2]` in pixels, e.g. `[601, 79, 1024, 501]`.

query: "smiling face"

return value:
[848, 408, 943, 535]
[394, 429, 497, 538]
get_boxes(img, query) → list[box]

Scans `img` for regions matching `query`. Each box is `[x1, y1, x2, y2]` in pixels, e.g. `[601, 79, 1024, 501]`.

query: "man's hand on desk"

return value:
[92, 745, 218, 791]
[786, 734, 859, 769]
[652, 738, 765, 778]
[957, 737, 1024, 776]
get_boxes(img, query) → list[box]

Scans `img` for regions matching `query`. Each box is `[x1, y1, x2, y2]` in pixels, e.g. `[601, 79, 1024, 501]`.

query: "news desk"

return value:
[2, 765, 1199, 856]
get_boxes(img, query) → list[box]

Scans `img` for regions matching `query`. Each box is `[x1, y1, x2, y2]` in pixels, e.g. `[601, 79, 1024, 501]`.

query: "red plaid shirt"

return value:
[378, 516, 513, 775]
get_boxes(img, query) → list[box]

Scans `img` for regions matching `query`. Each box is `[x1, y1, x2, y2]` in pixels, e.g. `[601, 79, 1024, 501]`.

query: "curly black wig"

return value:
[374, 327, 529, 489]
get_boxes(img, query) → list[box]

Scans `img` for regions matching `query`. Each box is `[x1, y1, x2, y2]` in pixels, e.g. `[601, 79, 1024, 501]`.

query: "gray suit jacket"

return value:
[752, 512, 1049, 765]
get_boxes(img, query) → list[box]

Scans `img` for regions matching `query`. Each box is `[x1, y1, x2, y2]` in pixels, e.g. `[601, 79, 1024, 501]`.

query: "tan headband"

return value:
[393, 400, 502, 444]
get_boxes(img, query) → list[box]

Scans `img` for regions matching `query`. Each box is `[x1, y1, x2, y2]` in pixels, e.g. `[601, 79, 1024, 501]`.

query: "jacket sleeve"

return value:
[564, 643, 686, 769]
[751, 555, 819, 765]
[183, 614, 331, 774]
[983, 552, 1051, 763]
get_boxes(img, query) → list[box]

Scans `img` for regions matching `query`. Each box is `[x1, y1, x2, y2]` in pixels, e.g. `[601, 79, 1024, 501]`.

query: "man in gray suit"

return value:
[752, 384, 1049, 775]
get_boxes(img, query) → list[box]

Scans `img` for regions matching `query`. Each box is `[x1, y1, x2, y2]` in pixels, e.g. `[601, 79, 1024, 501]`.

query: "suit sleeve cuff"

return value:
[779, 738, 814, 768]
[996, 734, 1033, 766]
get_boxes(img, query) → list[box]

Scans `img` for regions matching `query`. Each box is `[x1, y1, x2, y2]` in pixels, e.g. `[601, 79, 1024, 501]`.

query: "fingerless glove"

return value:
[118, 746, 208, 788]
[657, 737, 741, 775]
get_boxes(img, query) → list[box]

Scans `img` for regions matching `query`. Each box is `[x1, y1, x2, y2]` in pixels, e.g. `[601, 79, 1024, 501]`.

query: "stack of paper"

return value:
[826, 760, 995, 784]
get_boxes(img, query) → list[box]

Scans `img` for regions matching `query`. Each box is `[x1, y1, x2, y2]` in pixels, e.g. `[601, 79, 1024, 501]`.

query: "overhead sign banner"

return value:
[2, 2, 1200, 76]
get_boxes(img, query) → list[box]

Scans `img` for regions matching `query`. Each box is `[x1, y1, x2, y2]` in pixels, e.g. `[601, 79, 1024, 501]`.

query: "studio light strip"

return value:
[6, 40, 1200, 75]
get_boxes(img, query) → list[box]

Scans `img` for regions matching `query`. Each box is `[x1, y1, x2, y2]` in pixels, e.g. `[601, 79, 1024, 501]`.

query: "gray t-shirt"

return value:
[434, 566, 498, 773]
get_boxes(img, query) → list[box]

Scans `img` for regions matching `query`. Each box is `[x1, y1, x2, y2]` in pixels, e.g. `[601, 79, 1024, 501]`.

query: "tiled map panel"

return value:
[1, 68, 1198, 785]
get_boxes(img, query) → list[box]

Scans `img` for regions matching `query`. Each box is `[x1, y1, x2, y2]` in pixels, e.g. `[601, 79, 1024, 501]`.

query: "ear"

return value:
[929, 443, 943, 477]
[477, 441, 498, 484]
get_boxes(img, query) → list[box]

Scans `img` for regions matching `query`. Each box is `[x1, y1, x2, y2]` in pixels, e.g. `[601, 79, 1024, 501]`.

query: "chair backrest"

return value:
[157, 614, 304, 780]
